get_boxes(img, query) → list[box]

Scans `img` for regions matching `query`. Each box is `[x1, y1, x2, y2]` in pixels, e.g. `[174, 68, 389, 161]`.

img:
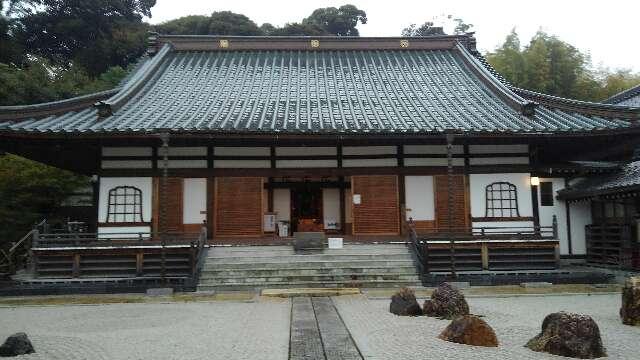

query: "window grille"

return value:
[485, 182, 520, 218]
[540, 182, 554, 206]
[106, 186, 144, 223]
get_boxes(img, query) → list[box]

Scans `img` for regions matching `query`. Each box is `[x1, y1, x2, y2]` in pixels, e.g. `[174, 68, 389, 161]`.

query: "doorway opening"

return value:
[291, 185, 323, 232]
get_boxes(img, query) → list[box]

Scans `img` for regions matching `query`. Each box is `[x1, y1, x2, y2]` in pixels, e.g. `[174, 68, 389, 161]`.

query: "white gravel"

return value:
[1, 294, 638, 360]
[334, 294, 640, 360]
[0, 299, 291, 360]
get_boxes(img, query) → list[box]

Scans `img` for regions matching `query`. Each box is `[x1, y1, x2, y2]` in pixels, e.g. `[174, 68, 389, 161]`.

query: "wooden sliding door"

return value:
[152, 177, 184, 233]
[351, 175, 400, 235]
[214, 177, 263, 237]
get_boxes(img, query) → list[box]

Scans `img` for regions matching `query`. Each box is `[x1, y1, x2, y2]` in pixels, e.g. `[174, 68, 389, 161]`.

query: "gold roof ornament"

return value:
[219, 39, 229, 49]
[311, 40, 320, 48]
[400, 40, 410, 48]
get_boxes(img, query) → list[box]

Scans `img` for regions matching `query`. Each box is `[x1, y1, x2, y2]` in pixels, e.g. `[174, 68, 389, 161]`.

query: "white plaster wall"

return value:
[276, 147, 337, 156]
[343, 146, 396, 155]
[98, 177, 152, 223]
[323, 188, 341, 230]
[183, 178, 206, 224]
[404, 158, 465, 167]
[276, 160, 337, 168]
[159, 147, 206, 156]
[538, 178, 569, 254]
[405, 176, 434, 221]
[469, 173, 533, 227]
[343, 158, 397, 167]
[273, 189, 291, 222]
[469, 157, 529, 165]
[214, 160, 271, 168]
[214, 147, 270, 156]
[469, 144, 528, 154]
[101, 160, 152, 169]
[102, 147, 152, 156]
[569, 202, 590, 255]
[403, 145, 464, 154]
[166, 160, 207, 168]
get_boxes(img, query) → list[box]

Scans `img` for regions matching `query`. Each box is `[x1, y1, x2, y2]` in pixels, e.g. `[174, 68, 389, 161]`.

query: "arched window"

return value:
[106, 186, 144, 223]
[485, 182, 520, 218]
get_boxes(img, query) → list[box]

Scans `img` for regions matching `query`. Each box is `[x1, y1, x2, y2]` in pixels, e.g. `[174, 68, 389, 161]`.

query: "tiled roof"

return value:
[557, 160, 640, 200]
[0, 36, 638, 135]
[604, 84, 640, 107]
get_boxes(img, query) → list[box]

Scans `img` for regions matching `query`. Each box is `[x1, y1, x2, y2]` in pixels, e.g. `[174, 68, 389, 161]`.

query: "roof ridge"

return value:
[603, 83, 640, 104]
[95, 43, 173, 117]
[454, 43, 536, 116]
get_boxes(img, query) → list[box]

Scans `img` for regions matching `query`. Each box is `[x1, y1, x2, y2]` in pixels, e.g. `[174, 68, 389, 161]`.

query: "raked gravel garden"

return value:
[0, 292, 639, 359]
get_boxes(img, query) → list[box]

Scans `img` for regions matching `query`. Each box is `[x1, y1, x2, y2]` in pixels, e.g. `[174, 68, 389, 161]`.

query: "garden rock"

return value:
[389, 287, 422, 316]
[423, 282, 469, 319]
[438, 315, 498, 347]
[620, 276, 640, 326]
[0, 333, 35, 357]
[526, 311, 606, 359]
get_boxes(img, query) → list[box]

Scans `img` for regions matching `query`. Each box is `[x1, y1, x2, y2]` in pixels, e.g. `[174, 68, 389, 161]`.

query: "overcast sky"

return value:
[147, 0, 639, 72]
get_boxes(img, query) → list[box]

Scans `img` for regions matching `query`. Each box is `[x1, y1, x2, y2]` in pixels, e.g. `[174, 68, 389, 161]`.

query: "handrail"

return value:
[405, 218, 427, 279]
[192, 225, 208, 279]
[0, 218, 47, 276]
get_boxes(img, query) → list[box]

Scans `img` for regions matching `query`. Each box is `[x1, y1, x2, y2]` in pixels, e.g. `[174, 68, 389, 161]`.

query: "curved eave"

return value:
[454, 43, 537, 116]
[513, 87, 640, 120]
[0, 88, 120, 121]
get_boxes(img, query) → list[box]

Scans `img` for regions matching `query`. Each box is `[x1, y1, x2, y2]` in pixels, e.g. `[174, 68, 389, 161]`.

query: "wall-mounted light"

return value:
[530, 176, 540, 186]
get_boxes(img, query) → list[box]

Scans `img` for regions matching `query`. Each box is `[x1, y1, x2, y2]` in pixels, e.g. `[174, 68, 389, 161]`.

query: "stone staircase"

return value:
[197, 244, 421, 291]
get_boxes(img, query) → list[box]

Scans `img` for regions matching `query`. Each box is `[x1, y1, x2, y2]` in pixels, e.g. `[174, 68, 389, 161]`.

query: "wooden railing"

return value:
[30, 226, 210, 280]
[406, 216, 560, 278]
[0, 219, 47, 277]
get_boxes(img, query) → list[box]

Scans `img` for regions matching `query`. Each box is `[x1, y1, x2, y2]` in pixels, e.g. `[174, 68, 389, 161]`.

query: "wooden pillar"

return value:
[136, 252, 144, 276]
[72, 254, 81, 278]
[564, 178, 573, 255]
[397, 145, 406, 235]
[207, 177, 215, 241]
[446, 133, 457, 278]
[481, 243, 489, 270]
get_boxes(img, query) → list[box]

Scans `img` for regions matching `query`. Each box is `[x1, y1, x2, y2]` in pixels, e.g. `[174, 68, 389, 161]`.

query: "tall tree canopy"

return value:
[156, 11, 262, 36]
[302, 4, 367, 36]
[157, 5, 367, 37]
[402, 16, 472, 37]
[486, 30, 640, 101]
[11, 0, 154, 76]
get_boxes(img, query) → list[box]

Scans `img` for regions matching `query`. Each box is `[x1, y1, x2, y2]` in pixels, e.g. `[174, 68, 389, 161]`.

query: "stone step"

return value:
[197, 279, 421, 291]
[200, 266, 418, 277]
[206, 253, 413, 262]
[199, 273, 421, 285]
[205, 259, 416, 270]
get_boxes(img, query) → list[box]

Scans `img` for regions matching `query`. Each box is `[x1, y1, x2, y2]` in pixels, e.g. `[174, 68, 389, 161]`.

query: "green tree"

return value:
[0, 154, 87, 247]
[452, 17, 473, 34]
[13, 0, 154, 76]
[0, 58, 128, 106]
[401, 22, 444, 36]
[302, 4, 367, 36]
[485, 29, 527, 85]
[156, 11, 262, 36]
[486, 30, 640, 101]
[269, 22, 328, 36]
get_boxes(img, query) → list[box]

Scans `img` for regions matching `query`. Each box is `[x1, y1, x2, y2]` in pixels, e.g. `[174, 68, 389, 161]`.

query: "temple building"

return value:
[1, 34, 639, 283]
